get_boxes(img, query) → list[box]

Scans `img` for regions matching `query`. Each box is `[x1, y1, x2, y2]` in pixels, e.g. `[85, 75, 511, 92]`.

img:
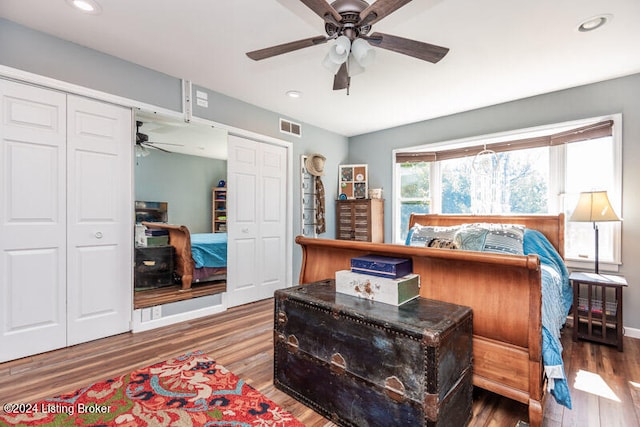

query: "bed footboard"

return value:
[295, 236, 545, 426]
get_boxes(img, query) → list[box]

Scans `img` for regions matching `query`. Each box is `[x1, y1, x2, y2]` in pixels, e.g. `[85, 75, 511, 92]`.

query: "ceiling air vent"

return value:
[280, 118, 302, 137]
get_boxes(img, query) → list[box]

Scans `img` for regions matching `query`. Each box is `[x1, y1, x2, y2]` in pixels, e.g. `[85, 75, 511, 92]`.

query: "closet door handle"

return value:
[95, 231, 103, 239]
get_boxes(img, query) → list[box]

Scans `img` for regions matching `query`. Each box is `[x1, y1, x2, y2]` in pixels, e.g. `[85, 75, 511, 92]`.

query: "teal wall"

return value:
[134, 151, 227, 234]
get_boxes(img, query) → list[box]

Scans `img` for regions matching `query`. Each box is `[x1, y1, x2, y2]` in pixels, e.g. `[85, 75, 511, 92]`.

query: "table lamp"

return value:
[569, 191, 620, 274]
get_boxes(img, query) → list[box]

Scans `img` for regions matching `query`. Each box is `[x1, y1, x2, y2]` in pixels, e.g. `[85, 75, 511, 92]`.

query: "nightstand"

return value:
[570, 271, 627, 351]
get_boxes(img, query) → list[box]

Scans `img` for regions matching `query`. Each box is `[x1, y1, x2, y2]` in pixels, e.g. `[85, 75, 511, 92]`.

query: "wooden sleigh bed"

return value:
[142, 222, 227, 291]
[295, 214, 566, 427]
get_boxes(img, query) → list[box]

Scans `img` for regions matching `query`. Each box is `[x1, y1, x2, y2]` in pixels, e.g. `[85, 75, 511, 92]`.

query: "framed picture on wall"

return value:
[338, 164, 368, 199]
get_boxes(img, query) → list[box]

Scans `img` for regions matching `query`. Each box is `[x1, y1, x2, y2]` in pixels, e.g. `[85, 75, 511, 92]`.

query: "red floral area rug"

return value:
[1, 350, 305, 426]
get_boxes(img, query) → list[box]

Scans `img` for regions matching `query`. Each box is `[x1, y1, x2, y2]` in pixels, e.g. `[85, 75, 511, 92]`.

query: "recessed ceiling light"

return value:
[578, 14, 612, 32]
[286, 90, 302, 98]
[66, 0, 102, 14]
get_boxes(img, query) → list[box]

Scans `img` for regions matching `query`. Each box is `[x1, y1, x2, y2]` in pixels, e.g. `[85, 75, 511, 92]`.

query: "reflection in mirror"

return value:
[134, 110, 228, 234]
[135, 110, 228, 160]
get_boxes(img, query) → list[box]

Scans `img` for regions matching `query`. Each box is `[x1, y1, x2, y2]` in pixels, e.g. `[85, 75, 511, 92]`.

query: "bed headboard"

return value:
[408, 214, 565, 258]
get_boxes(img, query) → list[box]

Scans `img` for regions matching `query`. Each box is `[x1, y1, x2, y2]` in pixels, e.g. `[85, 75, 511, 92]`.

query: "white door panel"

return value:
[235, 173, 257, 224]
[66, 95, 131, 346]
[261, 236, 282, 285]
[0, 79, 67, 362]
[227, 135, 288, 307]
[232, 237, 258, 291]
[3, 248, 63, 328]
[259, 144, 287, 300]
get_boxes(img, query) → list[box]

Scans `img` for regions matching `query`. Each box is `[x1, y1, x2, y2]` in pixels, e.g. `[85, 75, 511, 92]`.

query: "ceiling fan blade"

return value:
[142, 142, 172, 154]
[300, 0, 342, 24]
[149, 141, 183, 147]
[333, 63, 350, 91]
[246, 36, 330, 60]
[360, 0, 413, 26]
[367, 32, 449, 63]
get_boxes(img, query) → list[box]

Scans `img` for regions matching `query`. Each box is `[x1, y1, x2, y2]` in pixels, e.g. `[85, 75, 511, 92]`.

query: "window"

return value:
[394, 115, 622, 270]
[398, 161, 431, 242]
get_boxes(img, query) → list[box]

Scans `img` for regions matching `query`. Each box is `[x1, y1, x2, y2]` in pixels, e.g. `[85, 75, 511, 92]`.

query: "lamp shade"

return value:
[351, 38, 376, 68]
[321, 53, 342, 74]
[569, 191, 620, 222]
[347, 55, 365, 76]
[135, 144, 150, 157]
[328, 35, 351, 65]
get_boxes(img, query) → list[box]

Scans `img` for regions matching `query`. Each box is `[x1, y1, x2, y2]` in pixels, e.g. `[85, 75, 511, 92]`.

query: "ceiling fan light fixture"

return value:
[322, 53, 343, 73]
[351, 38, 375, 68]
[347, 55, 365, 76]
[135, 144, 150, 158]
[328, 35, 351, 65]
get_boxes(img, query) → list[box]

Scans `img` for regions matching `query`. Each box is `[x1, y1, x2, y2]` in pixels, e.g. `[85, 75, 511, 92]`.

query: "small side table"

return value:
[570, 272, 627, 351]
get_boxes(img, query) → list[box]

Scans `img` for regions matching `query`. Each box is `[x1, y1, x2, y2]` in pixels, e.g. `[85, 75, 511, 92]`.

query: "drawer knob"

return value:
[95, 231, 103, 239]
[384, 376, 406, 402]
[330, 353, 346, 375]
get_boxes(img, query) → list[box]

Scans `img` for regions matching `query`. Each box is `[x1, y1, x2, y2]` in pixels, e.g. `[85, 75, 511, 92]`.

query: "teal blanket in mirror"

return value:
[190, 233, 228, 268]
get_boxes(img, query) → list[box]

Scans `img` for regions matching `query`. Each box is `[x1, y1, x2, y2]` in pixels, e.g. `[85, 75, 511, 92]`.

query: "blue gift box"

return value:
[350, 254, 412, 279]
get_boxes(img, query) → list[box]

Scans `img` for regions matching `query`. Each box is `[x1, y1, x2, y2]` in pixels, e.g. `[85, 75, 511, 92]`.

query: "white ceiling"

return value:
[1, 0, 640, 137]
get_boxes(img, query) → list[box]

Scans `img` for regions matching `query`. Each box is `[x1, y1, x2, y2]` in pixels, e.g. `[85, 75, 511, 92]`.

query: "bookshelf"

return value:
[212, 187, 227, 233]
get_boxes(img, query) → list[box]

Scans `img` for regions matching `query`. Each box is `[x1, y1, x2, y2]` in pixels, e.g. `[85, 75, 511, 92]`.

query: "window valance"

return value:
[396, 120, 613, 163]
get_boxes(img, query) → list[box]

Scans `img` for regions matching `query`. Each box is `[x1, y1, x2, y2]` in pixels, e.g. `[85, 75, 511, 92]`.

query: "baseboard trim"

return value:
[132, 304, 226, 332]
[623, 326, 640, 340]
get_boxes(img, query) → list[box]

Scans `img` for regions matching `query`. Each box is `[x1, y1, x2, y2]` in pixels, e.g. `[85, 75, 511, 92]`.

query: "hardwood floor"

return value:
[1, 298, 639, 426]
[133, 281, 226, 309]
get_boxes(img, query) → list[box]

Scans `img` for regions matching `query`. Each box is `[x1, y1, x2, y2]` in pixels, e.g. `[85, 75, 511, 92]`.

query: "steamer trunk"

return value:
[274, 280, 473, 427]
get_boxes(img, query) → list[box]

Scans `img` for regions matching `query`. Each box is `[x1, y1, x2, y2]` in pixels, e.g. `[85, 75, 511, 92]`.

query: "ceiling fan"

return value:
[135, 121, 178, 157]
[246, 0, 449, 92]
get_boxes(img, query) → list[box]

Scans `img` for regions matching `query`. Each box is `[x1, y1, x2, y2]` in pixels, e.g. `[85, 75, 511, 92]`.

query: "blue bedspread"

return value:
[190, 233, 228, 268]
[524, 229, 573, 409]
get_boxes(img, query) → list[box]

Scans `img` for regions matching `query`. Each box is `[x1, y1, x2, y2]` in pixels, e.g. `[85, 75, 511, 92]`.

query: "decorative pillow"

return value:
[427, 238, 459, 249]
[479, 223, 525, 255]
[453, 225, 488, 252]
[406, 224, 460, 247]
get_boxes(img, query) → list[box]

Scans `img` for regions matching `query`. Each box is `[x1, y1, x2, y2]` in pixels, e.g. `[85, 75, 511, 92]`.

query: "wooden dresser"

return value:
[336, 199, 384, 243]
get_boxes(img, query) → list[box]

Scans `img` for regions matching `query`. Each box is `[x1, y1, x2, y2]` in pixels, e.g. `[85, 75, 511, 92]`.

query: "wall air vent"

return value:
[280, 118, 302, 137]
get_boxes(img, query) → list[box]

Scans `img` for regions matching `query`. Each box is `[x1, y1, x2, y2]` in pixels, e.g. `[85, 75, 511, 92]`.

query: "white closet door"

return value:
[227, 135, 287, 307]
[66, 96, 132, 345]
[259, 143, 287, 299]
[0, 80, 67, 362]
